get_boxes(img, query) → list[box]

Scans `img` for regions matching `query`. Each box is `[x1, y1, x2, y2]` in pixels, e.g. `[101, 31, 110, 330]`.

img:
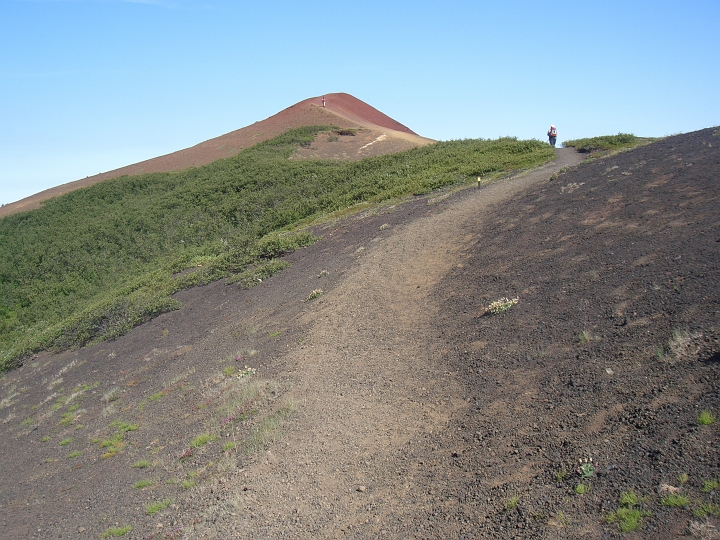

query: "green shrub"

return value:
[563, 133, 639, 152]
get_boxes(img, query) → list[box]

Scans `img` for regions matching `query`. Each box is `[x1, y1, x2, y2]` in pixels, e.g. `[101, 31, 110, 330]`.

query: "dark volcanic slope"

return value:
[430, 128, 720, 538]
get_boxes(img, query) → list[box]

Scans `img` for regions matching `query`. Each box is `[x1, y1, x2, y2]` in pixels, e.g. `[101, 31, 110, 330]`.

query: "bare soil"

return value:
[1, 129, 719, 540]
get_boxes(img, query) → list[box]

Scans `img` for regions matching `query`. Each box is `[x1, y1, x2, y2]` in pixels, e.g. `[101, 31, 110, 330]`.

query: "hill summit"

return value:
[0, 93, 433, 217]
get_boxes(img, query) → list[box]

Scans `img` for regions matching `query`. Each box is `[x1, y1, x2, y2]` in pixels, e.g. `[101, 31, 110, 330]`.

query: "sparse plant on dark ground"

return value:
[145, 498, 171, 515]
[485, 296, 518, 315]
[606, 491, 651, 533]
[661, 493, 691, 508]
[100, 526, 131, 538]
[698, 410, 716, 425]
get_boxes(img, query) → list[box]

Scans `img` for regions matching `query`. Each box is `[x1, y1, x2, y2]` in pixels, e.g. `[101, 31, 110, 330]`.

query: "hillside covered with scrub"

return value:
[0, 126, 554, 371]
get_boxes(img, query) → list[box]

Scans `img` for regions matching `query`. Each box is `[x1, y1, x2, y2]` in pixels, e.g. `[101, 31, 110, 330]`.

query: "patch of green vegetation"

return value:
[678, 473, 689, 485]
[577, 330, 601, 344]
[0, 129, 554, 372]
[243, 399, 295, 453]
[554, 469, 567, 483]
[58, 412, 74, 425]
[606, 491, 651, 533]
[694, 502, 720, 517]
[41, 435, 51, 442]
[190, 433, 220, 448]
[223, 365, 237, 377]
[20, 417, 34, 426]
[575, 483, 590, 494]
[269, 330, 282, 338]
[110, 420, 139, 432]
[59, 437, 73, 446]
[562, 133, 643, 153]
[698, 410, 716, 425]
[223, 441, 237, 452]
[132, 460, 151, 469]
[226, 259, 292, 289]
[181, 478, 196, 489]
[98, 429, 127, 458]
[701, 478, 719, 492]
[661, 493, 691, 508]
[100, 525, 132, 537]
[133, 479, 154, 489]
[67, 450, 81, 458]
[145, 499, 171, 515]
[505, 495, 519, 510]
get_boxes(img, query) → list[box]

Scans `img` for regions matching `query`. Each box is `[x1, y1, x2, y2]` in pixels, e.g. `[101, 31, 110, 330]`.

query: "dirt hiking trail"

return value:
[194, 149, 585, 538]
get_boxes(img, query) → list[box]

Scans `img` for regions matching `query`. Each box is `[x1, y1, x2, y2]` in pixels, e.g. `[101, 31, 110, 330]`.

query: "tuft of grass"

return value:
[577, 330, 601, 344]
[269, 330, 282, 338]
[59, 438, 73, 446]
[58, 412, 74, 425]
[190, 433, 219, 448]
[223, 441, 237, 452]
[111, 420, 139, 432]
[102, 387, 120, 403]
[67, 450, 81, 458]
[132, 460, 151, 469]
[133, 479, 154, 489]
[575, 483, 590, 495]
[505, 495, 519, 510]
[554, 469, 567, 483]
[606, 491, 651, 533]
[242, 399, 295, 453]
[605, 507, 647, 533]
[678, 473, 689, 485]
[41, 436, 51, 442]
[694, 502, 720, 517]
[661, 493, 691, 508]
[698, 410, 716, 425]
[701, 478, 719, 493]
[100, 433, 124, 448]
[181, 479, 196, 489]
[100, 526, 132, 538]
[145, 499, 171, 515]
[223, 365, 237, 377]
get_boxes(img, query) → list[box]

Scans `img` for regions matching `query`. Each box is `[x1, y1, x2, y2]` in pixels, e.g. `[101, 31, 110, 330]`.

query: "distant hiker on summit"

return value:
[547, 125, 558, 147]
[322, 96, 326, 108]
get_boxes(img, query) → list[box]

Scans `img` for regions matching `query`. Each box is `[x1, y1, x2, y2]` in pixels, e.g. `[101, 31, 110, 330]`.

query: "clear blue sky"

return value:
[1, 0, 718, 205]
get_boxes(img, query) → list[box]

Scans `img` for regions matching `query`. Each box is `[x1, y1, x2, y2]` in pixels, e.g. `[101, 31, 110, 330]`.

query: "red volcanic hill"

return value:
[0, 93, 434, 218]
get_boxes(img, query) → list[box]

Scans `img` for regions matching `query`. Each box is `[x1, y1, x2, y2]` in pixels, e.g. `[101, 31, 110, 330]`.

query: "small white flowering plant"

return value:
[485, 296, 519, 315]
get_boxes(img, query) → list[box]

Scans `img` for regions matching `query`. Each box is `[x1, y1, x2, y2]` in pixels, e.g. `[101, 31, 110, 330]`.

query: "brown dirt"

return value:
[0, 93, 433, 218]
[1, 130, 719, 540]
